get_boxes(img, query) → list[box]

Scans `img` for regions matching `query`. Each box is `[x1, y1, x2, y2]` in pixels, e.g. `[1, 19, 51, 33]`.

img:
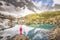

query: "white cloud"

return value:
[53, 0, 60, 4]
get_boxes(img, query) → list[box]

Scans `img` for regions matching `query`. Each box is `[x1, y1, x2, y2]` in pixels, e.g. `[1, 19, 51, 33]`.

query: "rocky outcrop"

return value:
[48, 27, 60, 40]
[12, 35, 30, 40]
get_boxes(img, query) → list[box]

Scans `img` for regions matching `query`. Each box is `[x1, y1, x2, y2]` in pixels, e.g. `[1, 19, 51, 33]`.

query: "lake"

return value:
[27, 24, 56, 29]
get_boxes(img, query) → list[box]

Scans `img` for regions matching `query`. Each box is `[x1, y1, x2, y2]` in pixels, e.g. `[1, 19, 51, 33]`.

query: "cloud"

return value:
[53, 0, 60, 4]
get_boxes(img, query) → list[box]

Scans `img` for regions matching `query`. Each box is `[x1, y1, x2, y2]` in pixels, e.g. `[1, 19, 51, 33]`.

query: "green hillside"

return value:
[23, 11, 60, 25]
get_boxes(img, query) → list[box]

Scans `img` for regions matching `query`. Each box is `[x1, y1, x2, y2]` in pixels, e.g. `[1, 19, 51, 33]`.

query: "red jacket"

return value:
[20, 26, 22, 35]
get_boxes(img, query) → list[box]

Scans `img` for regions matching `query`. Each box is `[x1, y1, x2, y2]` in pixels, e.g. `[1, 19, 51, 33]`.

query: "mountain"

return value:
[54, 4, 60, 10]
[0, 0, 38, 12]
[0, 0, 39, 17]
[0, 0, 60, 17]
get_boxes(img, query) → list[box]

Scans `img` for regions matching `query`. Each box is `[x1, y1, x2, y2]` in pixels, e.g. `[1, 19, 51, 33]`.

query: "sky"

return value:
[32, 0, 54, 8]
[33, 0, 60, 5]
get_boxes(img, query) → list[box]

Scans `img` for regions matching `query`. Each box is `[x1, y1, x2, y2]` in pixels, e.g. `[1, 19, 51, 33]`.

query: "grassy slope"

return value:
[25, 11, 60, 19]
[16, 11, 60, 27]
[24, 11, 60, 25]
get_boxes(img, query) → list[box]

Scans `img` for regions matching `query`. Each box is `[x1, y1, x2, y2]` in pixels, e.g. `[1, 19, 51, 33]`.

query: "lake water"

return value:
[28, 24, 56, 29]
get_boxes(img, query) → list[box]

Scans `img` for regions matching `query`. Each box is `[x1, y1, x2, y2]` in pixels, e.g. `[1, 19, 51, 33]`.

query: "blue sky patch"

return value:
[33, 0, 54, 6]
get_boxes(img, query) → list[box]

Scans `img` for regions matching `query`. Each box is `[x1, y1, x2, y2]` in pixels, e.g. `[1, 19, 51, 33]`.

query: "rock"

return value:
[48, 27, 60, 40]
[53, 27, 60, 40]
[12, 35, 30, 40]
